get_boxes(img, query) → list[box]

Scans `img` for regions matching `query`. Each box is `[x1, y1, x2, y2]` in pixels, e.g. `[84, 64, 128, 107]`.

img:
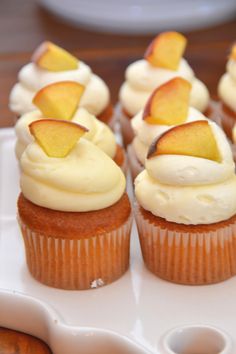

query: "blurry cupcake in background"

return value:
[9, 41, 114, 126]
[18, 119, 132, 290]
[118, 31, 210, 146]
[15, 81, 127, 172]
[218, 43, 236, 160]
[128, 77, 207, 180]
[134, 120, 236, 285]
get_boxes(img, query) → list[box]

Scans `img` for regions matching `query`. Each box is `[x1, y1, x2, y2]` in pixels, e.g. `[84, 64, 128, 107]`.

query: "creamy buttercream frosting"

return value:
[135, 121, 236, 225]
[131, 107, 207, 165]
[20, 138, 125, 212]
[9, 61, 109, 116]
[218, 58, 236, 113]
[119, 59, 209, 116]
[15, 107, 116, 160]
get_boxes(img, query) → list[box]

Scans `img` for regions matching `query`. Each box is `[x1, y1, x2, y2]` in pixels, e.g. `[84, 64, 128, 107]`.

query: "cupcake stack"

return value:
[9, 34, 236, 289]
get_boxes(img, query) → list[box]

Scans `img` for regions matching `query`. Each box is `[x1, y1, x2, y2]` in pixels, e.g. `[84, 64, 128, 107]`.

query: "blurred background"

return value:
[1, 0, 236, 126]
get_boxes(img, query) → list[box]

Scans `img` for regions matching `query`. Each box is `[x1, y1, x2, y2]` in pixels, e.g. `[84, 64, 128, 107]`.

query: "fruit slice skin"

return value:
[32, 41, 78, 71]
[29, 119, 88, 158]
[33, 81, 85, 121]
[144, 31, 187, 70]
[147, 120, 222, 163]
[230, 43, 236, 60]
[143, 77, 191, 126]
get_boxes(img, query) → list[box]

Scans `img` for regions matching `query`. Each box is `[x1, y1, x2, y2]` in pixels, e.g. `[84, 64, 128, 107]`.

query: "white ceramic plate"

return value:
[0, 127, 235, 353]
[38, 0, 236, 34]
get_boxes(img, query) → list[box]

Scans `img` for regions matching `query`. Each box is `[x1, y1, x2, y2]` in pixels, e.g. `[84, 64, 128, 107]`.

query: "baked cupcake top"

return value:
[135, 120, 236, 225]
[9, 41, 110, 116]
[218, 43, 236, 114]
[131, 77, 207, 165]
[15, 82, 116, 160]
[20, 119, 125, 212]
[119, 31, 209, 117]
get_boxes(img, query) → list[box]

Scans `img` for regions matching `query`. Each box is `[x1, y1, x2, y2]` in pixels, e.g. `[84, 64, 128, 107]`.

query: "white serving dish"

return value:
[38, 0, 236, 34]
[0, 127, 235, 353]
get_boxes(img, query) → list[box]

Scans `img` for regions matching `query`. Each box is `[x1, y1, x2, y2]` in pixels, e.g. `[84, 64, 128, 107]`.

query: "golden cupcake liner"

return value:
[135, 204, 236, 285]
[19, 215, 132, 290]
[127, 144, 144, 181]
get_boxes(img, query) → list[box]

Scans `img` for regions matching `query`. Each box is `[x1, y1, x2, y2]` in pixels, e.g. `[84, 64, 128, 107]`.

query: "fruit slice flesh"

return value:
[148, 120, 221, 163]
[32, 41, 78, 71]
[33, 81, 84, 120]
[29, 119, 88, 158]
[143, 77, 191, 125]
[144, 31, 187, 70]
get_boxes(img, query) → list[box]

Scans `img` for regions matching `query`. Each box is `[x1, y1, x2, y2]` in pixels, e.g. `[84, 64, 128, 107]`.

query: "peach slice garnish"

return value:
[143, 77, 191, 125]
[33, 81, 84, 120]
[144, 31, 187, 70]
[32, 41, 78, 71]
[147, 120, 221, 162]
[29, 119, 88, 158]
[229, 43, 236, 61]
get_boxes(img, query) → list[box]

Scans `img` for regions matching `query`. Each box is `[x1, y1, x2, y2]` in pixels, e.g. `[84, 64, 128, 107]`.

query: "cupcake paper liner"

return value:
[19, 215, 132, 290]
[135, 204, 236, 285]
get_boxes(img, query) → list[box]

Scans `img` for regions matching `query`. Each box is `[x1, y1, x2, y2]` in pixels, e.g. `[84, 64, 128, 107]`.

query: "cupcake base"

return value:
[135, 203, 236, 285]
[116, 105, 134, 148]
[219, 102, 236, 141]
[127, 143, 144, 181]
[18, 193, 132, 290]
[98, 102, 116, 131]
[114, 144, 128, 174]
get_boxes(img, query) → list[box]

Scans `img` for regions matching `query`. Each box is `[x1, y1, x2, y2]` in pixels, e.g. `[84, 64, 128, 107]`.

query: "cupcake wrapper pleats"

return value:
[135, 205, 236, 285]
[19, 215, 132, 290]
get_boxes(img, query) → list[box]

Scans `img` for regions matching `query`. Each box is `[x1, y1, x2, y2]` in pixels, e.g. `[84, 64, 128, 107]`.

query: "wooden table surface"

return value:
[1, 0, 236, 127]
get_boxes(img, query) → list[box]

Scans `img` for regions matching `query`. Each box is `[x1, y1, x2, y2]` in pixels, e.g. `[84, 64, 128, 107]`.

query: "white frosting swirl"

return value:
[119, 59, 209, 116]
[131, 107, 207, 165]
[15, 108, 116, 160]
[20, 139, 125, 212]
[218, 59, 236, 113]
[135, 121, 236, 225]
[9, 62, 110, 116]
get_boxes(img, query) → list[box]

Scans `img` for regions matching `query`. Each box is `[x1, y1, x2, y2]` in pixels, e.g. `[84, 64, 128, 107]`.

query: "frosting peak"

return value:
[9, 62, 109, 116]
[21, 139, 125, 212]
[135, 121, 236, 225]
[131, 107, 207, 165]
[119, 58, 209, 116]
[15, 107, 116, 160]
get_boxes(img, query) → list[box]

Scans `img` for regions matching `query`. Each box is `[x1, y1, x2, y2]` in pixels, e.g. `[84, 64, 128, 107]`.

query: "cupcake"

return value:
[17, 119, 132, 290]
[118, 31, 210, 146]
[128, 77, 207, 180]
[218, 43, 236, 160]
[134, 120, 236, 285]
[0, 327, 52, 354]
[9, 41, 114, 126]
[15, 81, 126, 172]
